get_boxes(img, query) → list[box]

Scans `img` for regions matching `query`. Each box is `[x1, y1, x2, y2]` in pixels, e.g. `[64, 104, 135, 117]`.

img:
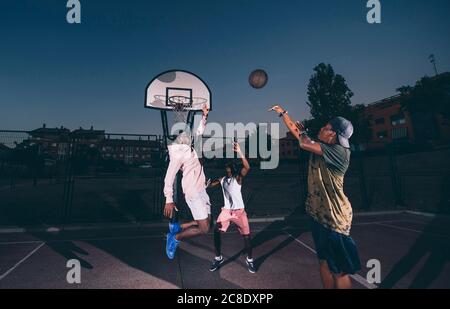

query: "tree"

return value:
[397, 73, 450, 120]
[307, 63, 354, 125]
[304, 63, 370, 145]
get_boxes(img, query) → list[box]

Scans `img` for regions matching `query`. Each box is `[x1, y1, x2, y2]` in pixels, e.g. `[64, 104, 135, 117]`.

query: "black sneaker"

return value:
[246, 258, 256, 273]
[209, 257, 224, 272]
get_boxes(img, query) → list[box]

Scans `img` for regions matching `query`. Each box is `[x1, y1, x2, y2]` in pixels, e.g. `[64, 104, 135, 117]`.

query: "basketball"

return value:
[249, 69, 268, 89]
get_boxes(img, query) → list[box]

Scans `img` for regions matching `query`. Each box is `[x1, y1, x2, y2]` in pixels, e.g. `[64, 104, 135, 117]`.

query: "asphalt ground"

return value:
[0, 212, 449, 289]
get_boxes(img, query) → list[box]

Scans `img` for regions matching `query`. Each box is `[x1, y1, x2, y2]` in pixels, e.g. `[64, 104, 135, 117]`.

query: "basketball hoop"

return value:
[145, 70, 212, 144]
[167, 96, 192, 126]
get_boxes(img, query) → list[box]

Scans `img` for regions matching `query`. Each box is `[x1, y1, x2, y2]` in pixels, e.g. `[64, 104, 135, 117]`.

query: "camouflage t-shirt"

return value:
[305, 142, 353, 236]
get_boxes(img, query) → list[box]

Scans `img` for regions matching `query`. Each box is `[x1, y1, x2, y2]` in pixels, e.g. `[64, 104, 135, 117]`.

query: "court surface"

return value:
[0, 212, 449, 289]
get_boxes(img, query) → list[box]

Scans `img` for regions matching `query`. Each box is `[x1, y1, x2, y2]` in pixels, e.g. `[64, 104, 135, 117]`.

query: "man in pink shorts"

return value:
[208, 142, 255, 273]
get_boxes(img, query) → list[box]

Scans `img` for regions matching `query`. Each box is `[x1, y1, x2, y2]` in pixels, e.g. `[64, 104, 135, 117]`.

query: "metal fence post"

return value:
[357, 149, 370, 210]
[388, 144, 404, 208]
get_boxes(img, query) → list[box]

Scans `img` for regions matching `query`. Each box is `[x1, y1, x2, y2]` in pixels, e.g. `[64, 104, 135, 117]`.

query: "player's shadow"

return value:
[45, 238, 93, 269]
[218, 207, 310, 271]
[81, 236, 243, 289]
[379, 173, 450, 289]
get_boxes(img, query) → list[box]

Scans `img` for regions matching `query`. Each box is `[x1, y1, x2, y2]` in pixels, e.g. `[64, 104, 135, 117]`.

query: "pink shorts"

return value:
[216, 208, 250, 236]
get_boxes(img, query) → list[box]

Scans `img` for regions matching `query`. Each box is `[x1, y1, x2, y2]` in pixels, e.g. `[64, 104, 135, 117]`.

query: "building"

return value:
[364, 95, 414, 149]
[71, 126, 105, 146]
[279, 132, 299, 160]
[101, 136, 161, 165]
[28, 124, 71, 159]
[70, 126, 106, 164]
[22, 125, 163, 166]
[364, 86, 450, 150]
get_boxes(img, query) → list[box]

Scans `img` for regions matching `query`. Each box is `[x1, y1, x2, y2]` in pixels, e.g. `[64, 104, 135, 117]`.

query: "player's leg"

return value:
[243, 235, 252, 260]
[233, 210, 255, 273]
[175, 216, 210, 240]
[209, 225, 225, 272]
[181, 221, 198, 230]
[166, 191, 211, 259]
[310, 217, 335, 288]
[175, 190, 212, 240]
[214, 224, 223, 257]
[209, 209, 231, 272]
[319, 260, 335, 289]
[169, 209, 199, 235]
[333, 273, 352, 289]
[311, 217, 360, 289]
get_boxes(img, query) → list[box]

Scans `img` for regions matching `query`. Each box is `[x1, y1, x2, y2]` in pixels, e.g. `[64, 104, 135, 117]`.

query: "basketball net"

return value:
[172, 102, 189, 125]
[168, 96, 193, 141]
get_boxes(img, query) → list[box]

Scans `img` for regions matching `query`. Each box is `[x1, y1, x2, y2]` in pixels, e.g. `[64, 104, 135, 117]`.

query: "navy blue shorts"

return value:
[310, 217, 361, 275]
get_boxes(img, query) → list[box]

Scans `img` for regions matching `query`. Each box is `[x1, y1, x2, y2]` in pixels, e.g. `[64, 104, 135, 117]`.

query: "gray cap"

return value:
[329, 117, 354, 148]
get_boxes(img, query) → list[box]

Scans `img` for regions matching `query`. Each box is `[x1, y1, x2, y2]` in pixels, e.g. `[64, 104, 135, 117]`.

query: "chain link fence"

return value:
[1, 130, 449, 228]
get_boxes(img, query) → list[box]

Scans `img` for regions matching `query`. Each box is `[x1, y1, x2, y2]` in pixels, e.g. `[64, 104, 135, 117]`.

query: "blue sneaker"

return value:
[166, 233, 180, 260]
[169, 222, 182, 235]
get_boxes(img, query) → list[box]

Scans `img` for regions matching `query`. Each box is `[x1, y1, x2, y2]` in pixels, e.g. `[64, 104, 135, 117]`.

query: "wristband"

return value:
[279, 110, 287, 117]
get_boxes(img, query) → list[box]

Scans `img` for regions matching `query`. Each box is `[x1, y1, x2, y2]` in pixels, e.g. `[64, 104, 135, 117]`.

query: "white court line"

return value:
[0, 228, 270, 246]
[284, 232, 377, 289]
[0, 220, 410, 246]
[374, 223, 450, 239]
[0, 242, 46, 281]
[0, 234, 165, 246]
[350, 219, 409, 226]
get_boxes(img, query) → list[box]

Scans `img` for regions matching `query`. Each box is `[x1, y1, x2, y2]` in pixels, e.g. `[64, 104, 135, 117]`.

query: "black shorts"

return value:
[310, 217, 361, 275]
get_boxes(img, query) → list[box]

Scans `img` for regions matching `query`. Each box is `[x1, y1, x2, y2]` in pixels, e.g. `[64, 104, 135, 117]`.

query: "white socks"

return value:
[215, 256, 223, 261]
[246, 257, 253, 262]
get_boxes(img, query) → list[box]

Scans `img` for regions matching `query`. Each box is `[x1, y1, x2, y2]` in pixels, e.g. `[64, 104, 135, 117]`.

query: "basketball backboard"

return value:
[145, 70, 212, 111]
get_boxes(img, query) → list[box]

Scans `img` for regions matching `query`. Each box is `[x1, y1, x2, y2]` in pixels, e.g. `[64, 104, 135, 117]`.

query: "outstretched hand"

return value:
[295, 121, 306, 133]
[233, 142, 242, 154]
[202, 104, 209, 117]
[268, 105, 285, 114]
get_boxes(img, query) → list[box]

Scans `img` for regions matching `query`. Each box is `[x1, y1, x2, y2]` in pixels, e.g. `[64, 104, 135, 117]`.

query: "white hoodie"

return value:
[163, 115, 207, 204]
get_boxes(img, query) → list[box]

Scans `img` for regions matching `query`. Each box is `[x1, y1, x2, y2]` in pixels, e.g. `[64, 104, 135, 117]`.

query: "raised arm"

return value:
[195, 104, 209, 137]
[269, 105, 323, 156]
[269, 106, 301, 140]
[233, 142, 250, 184]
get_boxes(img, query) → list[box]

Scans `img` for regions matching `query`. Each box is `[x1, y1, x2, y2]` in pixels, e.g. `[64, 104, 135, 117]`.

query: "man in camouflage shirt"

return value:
[270, 105, 361, 289]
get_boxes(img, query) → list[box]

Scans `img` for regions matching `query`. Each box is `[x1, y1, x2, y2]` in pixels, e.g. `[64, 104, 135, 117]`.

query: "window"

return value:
[375, 118, 385, 125]
[392, 127, 408, 140]
[391, 114, 406, 126]
[377, 131, 388, 139]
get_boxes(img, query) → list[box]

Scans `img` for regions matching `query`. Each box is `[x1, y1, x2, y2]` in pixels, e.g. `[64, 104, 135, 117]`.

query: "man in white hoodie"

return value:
[163, 104, 211, 259]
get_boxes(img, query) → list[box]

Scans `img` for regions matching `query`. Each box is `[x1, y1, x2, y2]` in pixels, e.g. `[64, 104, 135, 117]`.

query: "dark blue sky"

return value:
[1, 0, 449, 135]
